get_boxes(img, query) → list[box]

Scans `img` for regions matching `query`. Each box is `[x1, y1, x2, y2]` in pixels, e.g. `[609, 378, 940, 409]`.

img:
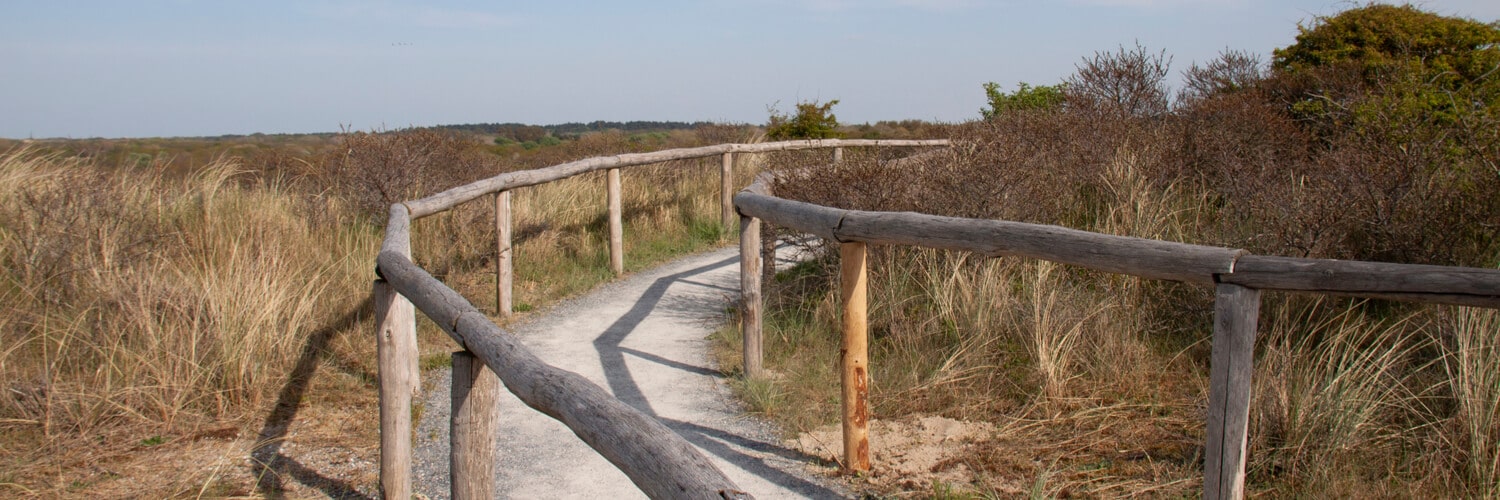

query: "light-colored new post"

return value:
[1204, 283, 1260, 500]
[608, 168, 624, 275]
[374, 279, 418, 500]
[740, 215, 763, 378]
[494, 190, 513, 316]
[839, 241, 871, 471]
[451, 351, 500, 500]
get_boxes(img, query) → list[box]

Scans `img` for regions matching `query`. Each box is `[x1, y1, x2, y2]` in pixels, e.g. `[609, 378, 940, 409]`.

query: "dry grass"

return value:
[0, 127, 759, 496]
[1438, 306, 1500, 497]
[0, 148, 382, 496]
[728, 101, 1500, 496]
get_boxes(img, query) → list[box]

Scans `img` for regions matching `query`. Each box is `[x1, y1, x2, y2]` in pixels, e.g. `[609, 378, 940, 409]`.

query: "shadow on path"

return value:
[591, 252, 843, 498]
[250, 296, 375, 500]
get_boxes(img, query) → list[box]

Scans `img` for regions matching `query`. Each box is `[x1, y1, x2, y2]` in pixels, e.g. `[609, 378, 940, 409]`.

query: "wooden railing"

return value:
[732, 174, 1500, 500]
[372, 139, 947, 499]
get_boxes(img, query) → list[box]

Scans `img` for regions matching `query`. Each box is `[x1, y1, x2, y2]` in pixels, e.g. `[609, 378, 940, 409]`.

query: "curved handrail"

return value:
[373, 139, 950, 499]
[731, 171, 1500, 500]
[735, 175, 1500, 307]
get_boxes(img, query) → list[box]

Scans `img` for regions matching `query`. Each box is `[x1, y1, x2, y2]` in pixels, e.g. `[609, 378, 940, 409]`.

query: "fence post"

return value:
[374, 279, 418, 500]
[721, 153, 735, 232]
[832, 147, 843, 164]
[608, 168, 624, 275]
[840, 241, 871, 472]
[494, 190, 513, 317]
[1204, 283, 1261, 500]
[451, 351, 500, 500]
[740, 215, 763, 379]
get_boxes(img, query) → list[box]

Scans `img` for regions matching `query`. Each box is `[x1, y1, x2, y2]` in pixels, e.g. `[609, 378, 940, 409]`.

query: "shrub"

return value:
[981, 82, 1067, 118]
[766, 99, 842, 140]
[321, 129, 498, 217]
[1065, 42, 1173, 118]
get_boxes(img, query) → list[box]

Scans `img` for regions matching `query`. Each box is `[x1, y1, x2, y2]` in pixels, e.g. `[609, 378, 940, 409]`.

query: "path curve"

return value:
[412, 246, 845, 499]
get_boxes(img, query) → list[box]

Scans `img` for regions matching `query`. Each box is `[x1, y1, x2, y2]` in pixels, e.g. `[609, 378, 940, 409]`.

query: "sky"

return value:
[2, 1, 1498, 139]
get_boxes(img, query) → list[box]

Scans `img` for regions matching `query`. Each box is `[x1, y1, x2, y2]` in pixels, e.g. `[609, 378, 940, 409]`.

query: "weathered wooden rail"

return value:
[732, 174, 1500, 499]
[373, 139, 946, 499]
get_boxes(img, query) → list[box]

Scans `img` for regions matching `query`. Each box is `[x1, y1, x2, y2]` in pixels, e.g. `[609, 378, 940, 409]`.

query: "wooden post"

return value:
[1204, 283, 1261, 500]
[608, 168, 624, 275]
[740, 215, 763, 379]
[451, 351, 500, 500]
[374, 279, 418, 500]
[832, 147, 843, 164]
[494, 190, 513, 317]
[761, 223, 777, 282]
[839, 241, 871, 472]
[721, 153, 735, 232]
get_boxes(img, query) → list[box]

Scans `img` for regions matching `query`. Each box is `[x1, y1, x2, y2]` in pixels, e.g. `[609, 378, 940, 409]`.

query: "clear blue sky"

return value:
[3, 1, 1496, 139]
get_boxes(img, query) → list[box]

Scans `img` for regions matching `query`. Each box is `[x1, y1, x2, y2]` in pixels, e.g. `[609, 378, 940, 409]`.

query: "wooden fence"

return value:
[373, 139, 946, 499]
[732, 174, 1500, 500]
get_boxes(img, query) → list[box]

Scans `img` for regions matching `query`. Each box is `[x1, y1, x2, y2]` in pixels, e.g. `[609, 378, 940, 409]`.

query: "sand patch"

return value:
[788, 415, 995, 493]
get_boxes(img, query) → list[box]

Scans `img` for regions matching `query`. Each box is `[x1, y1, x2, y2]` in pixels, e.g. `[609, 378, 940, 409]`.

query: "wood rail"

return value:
[403, 139, 948, 219]
[375, 140, 945, 497]
[377, 250, 749, 499]
[732, 173, 1500, 499]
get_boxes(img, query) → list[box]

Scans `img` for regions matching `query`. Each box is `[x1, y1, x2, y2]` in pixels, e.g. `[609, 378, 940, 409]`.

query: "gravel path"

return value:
[411, 246, 846, 499]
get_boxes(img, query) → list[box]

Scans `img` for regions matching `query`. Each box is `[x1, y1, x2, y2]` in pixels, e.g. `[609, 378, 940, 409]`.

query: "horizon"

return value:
[4, 1, 1498, 140]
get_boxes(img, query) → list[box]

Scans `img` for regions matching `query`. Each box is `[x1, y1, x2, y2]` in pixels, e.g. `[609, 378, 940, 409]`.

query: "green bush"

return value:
[766, 99, 842, 140]
[981, 82, 1067, 118]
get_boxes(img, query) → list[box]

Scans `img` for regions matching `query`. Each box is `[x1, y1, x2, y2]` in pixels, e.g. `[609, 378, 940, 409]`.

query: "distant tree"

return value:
[981, 82, 1067, 118]
[1273, 4, 1500, 84]
[766, 99, 842, 140]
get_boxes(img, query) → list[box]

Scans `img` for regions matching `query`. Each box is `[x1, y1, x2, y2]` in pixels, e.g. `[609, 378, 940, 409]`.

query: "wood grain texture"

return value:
[382, 203, 411, 257]
[840, 242, 871, 472]
[735, 189, 1243, 285]
[732, 192, 844, 242]
[451, 351, 500, 500]
[495, 191, 513, 316]
[374, 279, 418, 500]
[608, 168, 624, 275]
[376, 252, 750, 499]
[1204, 283, 1260, 500]
[403, 139, 949, 219]
[740, 215, 764, 379]
[1219, 255, 1500, 307]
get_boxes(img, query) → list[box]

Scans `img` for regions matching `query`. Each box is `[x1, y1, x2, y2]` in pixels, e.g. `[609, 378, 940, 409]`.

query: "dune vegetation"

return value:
[0, 125, 763, 497]
[715, 4, 1500, 498]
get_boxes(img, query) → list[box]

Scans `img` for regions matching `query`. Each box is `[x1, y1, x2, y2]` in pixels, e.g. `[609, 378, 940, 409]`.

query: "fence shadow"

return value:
[591, 253, 843, 498]
[249, 296, 376, 500]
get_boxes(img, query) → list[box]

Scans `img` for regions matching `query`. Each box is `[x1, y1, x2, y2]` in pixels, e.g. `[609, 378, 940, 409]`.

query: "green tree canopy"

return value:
[981, 82, 1067, 118]
[1273, 4, 1500, 86]
[766, 99, 842, 140]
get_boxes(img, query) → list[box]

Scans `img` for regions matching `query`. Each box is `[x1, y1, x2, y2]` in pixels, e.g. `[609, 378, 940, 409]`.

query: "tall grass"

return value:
[733, 111, 1499, 496]
[2, 128, 762, 495]
[1251, 299, 1431, 492]
[1441, 306, 1500, 496]
[0, 149, 378, 434]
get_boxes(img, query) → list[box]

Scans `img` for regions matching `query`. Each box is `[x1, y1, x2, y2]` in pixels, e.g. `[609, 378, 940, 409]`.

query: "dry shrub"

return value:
[751, 40, 1500, 495]
[318, 129, 499, 216]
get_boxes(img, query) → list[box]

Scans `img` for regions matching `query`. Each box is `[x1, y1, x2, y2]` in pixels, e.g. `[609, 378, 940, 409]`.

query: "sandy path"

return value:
[411, 246, 845, 499]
